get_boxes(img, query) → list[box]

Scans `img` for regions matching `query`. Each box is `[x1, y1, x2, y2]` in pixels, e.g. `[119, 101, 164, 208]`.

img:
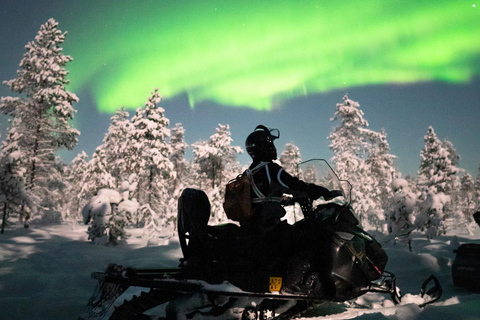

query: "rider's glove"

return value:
[325, 190, 344, 200]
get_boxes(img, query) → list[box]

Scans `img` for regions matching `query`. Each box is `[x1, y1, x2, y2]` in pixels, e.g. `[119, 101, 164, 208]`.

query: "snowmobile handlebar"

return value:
[281, 190, 347, 220]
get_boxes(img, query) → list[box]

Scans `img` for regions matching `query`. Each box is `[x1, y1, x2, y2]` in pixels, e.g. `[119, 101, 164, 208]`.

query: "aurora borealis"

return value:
[61, 0, 480, 113]
[1, 0, 480, 177]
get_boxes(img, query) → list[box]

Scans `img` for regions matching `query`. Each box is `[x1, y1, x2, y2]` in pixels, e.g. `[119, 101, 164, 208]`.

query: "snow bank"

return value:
[0, 223, 479, 320]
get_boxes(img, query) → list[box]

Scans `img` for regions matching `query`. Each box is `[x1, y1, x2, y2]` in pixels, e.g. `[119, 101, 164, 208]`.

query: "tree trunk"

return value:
[1, 202, 7, 234]
[29, 123, 42, 192]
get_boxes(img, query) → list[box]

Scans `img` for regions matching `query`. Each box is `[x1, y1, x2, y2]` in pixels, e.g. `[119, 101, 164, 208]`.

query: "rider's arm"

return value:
[271, 163, 334, 200]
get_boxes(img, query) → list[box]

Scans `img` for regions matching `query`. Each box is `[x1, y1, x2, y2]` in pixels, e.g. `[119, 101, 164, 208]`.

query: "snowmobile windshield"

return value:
[297, 159, 351, 206]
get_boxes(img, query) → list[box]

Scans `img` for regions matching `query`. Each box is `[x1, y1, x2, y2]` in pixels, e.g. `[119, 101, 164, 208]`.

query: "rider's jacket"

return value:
[243, 160, 332, 228]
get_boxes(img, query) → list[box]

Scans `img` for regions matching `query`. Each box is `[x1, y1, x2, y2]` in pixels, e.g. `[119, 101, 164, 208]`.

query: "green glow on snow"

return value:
[63, 0, 480, 113]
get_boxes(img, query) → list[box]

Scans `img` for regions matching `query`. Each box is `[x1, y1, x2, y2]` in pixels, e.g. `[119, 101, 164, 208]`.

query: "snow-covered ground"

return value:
[0, 222, 479, 320]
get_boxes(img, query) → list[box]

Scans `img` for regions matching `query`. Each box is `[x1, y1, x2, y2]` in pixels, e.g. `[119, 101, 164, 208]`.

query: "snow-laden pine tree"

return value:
[386, 178, 417, 249]
[63, 151, 89, 223]
[102, 107, 132, 185]
[0, 119, 34, 232]
[365, 129, 398, 229]
[456, 172, 477, 234]
[141, 204, 164, 245]
[80, 148, 117, 201]
[170, 123, 189, 193]
[302, 164, 318, 184]
[329, 95, 367, 179]
[130, 88, 173, 234]
[0, 19, 79, 222]
[328, 95, 396, 229]
[279, 142, 304, 223]
[193, 124, 243, 190]
[0, 117, 30, 229]
[41, 157, 69, 224]
[329, 95, 367, 222]
[168, 123, 189, 225]
[208, 187, 226, 224]
[418, 127, 459, 196]
[192, 124, 243, 221]
[417, 127, 459, 234]
[279, 142, 302, 177]
[82, 188, 123, 245]
[79, 107, 135, 225]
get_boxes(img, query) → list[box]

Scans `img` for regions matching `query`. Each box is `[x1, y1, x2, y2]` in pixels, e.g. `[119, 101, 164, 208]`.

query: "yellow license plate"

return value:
[269, 277, 282, 292]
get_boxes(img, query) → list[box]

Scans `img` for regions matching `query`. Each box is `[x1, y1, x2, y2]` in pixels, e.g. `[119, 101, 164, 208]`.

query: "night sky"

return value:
[1, 0, 479, 177]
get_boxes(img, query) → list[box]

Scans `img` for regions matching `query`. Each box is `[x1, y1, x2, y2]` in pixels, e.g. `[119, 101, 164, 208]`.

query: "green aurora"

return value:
[63, 0, 480, 113]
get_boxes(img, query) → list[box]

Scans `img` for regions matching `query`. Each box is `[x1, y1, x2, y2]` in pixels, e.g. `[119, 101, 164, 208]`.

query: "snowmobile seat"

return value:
[178, 188, 211, 261]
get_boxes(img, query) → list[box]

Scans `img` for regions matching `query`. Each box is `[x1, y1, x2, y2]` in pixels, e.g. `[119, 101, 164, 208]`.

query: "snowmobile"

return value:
[79, 159, 442, 320]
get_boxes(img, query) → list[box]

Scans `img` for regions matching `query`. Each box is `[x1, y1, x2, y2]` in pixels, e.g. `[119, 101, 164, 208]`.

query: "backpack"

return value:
[223, 163, 267, 222]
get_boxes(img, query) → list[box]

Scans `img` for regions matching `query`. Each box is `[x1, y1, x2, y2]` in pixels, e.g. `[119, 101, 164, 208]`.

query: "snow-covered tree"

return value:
[82, 188, 125, 245]
[418, 127, 458, 196]
[456, 172, 477, 233]
[415, 192, 450, 240]
[279, 142, 304, 223]
[386, 178, 417, 249]
[328, 95, 396, 229]
[0, 149, 32, 232]
[193, 124, 243, 189]
[192, 124, 243, 221]
[0, 116, 34, 230]
[0, 19, 79, 221]
[130, 88, 173, 226]
[328, 95, 367, 178]
[280, 142, 302, 177]
[170, 123, 189, 193]
[417, 127, 460, 233]
[40, 157, 69, 224]
[208, 187, 226, 224]
[141, 204, 164, 244]
[63, 151, 89, 223]
[364, 129, 398, 229]
[80, 148, 116, 201]
[302, 164, 318, 184]
[102, 107, 132, 185]
[441, 139, 462, 213]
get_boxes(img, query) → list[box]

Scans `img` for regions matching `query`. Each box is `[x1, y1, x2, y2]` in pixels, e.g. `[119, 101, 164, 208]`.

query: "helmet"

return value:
[245, 125, 280, 161]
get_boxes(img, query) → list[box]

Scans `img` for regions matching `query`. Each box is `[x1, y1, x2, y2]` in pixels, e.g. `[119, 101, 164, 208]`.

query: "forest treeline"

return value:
[1, 19, 479, 245]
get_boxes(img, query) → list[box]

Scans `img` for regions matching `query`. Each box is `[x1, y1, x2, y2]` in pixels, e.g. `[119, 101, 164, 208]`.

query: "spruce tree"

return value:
[418, 127, 458, 196]
[192, 124, 242, 221]
[64, 151, 89, 223]
[328, 95, 368, 181]
[170, 123, 188, 193]
[81, 148, 116, 201]
[0, 119, 33, 231]
[328, 94, 397, 229]
[192, 124, 242, 190]
[365, 129, 398, 228]
[280, 142, 302, 177]
[130, 88, 173, 226]
[0, 19, 79, 221]
[102, 107, 132, 185]
[457, 172, 476, 233]
[417, 127, 460, 234]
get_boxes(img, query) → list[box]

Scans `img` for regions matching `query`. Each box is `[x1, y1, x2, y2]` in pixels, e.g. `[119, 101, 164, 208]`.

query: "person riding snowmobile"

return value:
[242, 125, 341, 231]
[242, 125, 344, 294]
